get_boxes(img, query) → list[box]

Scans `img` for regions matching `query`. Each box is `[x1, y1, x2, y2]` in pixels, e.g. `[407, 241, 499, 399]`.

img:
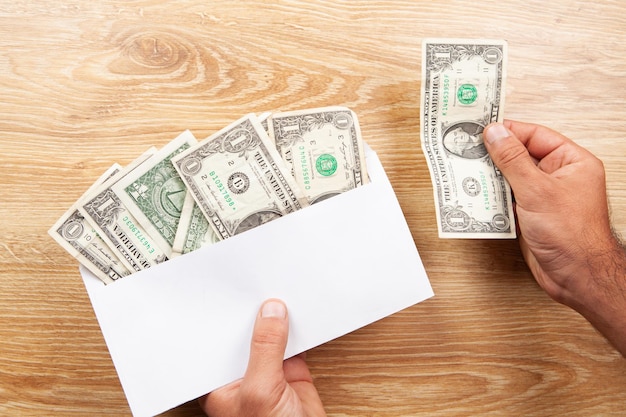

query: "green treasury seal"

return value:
[315, 154, 338, 176]
[457, 83, 478, 105]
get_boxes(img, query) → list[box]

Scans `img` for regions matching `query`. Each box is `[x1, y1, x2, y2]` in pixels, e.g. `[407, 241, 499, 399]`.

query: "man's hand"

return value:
[484, 121, 626, 355]
[199, 299, 327, 417]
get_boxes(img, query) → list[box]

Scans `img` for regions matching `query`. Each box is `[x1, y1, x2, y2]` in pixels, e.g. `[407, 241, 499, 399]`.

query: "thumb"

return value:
[244, 299, 289, 386]
[483, 122, 542, 193]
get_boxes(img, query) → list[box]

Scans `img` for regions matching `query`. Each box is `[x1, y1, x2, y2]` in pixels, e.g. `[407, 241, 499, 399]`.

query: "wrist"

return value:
[569, 235, 626, 356]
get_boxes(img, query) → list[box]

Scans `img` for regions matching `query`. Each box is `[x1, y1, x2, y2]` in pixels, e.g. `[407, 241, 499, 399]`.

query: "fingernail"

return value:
[485, 123, 509, 144]
[261, 300, 287, 319]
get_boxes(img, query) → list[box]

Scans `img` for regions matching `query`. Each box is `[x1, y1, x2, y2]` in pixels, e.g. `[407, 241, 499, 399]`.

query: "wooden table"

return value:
[2, 1, 625, 415]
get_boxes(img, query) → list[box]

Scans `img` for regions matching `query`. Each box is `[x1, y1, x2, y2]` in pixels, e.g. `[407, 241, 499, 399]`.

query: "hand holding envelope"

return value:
[198, 299, 327, 417]
[50, 107, 434, 416]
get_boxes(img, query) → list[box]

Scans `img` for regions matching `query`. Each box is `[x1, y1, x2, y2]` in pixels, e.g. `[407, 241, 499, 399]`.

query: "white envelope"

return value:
[81, 145, 434, 417]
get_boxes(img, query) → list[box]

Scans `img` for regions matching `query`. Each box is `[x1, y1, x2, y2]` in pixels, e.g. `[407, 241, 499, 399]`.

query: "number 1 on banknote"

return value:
[421, 39, 516, 238]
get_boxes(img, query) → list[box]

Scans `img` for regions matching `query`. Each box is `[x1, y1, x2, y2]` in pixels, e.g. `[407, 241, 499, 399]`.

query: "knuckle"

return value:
[591, 156, 607, 178]
[250, 327, 285, 351]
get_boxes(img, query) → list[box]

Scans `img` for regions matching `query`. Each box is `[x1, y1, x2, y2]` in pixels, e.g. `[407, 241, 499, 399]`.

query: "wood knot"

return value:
[122, 33, 190, 72]
[111, 30, 190, 75]
[85, 25, 221, 91]
[128, 35, 181, 69]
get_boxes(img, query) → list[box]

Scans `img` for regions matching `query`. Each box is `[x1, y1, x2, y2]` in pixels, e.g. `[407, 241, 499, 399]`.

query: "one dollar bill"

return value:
[172, 114, 309, 240]
[268, 106, 368, 204]
[78, 149, 170, 272]
[48, 164, 132, 284]
[112, 130, 198, 258]
[420, 39, 515, 238]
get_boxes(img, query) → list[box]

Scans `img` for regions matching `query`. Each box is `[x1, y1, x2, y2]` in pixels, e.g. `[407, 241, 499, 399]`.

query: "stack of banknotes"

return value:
[49, 106, 369, 284]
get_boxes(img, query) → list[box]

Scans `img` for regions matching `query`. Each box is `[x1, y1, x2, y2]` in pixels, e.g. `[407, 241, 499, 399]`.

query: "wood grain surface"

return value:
[1, 1, 625, 415]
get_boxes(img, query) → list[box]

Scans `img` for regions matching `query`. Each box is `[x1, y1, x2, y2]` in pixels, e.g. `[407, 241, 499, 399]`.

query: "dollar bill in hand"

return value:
[268, 106, 369, 204]
[420, 38, 515, 238]
[172, 114, 309, 240]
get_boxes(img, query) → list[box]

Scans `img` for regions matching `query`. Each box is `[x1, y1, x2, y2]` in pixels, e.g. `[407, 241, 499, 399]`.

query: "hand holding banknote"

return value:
[421, 39, 515, 238]
[202, 122, 626, 417]
[199, 121, 626, 417]
[484, 121, 626, 356]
